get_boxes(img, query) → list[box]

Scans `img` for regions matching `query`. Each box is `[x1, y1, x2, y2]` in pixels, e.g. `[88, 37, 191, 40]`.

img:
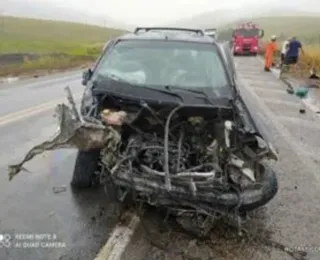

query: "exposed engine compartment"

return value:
[8, 88, 278, 234]
[96, 94, 278, 218]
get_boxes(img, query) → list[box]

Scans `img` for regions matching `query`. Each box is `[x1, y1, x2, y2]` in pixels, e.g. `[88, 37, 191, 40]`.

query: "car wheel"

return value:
[71, 149, 101, 189]
[239, 163, 278, 212]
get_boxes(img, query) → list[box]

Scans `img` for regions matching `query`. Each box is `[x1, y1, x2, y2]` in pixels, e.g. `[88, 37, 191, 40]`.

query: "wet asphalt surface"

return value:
[0, 73, 120, 260]
[122, 57, 320, 260]
[1, 57, 320, 260]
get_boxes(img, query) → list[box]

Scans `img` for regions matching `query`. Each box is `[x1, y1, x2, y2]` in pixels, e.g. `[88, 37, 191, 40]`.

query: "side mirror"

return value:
[82, 69, 92, 86]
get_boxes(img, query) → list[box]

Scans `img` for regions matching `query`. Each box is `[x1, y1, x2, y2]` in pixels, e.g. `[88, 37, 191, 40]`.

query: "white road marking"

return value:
[0, 93, 81, 126]
[245, 80, 283, 89]
[303, 97, 320, 116]
[1, 73, 81, 88]
[248, 86, 287, 93]
[253, 89, 291, 100]
[262, 98, 301, 107]
[276, 115, 320, 130]
[93, 211, 140, 260]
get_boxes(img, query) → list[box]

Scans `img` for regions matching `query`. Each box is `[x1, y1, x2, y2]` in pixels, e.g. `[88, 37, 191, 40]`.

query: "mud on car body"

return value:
[9, 27, 279, 234]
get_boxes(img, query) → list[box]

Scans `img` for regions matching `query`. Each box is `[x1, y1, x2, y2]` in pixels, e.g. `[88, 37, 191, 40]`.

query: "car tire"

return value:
[71, 149, 101, 189]
[239, 163, 278, 212]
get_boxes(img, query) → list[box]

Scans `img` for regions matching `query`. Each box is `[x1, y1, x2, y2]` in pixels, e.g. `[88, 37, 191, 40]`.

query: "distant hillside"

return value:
[166, 4, 320, 30]
[218, 16, 320, 44]
[165, 9, 241, 28]
[2, 0, 134, 30]
[0, 16, 126, 54]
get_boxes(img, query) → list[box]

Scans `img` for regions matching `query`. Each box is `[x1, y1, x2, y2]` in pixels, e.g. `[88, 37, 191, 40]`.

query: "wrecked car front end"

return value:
[9, 85, 278, 234]
[9, 35, 279, 235]
[106, 101, 278, 213]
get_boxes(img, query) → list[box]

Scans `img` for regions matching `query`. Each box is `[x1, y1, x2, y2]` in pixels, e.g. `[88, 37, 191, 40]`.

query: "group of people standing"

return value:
[264, 35, 304, 72]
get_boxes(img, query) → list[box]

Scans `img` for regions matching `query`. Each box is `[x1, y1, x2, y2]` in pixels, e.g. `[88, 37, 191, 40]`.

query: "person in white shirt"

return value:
[281, 37, 291, 66]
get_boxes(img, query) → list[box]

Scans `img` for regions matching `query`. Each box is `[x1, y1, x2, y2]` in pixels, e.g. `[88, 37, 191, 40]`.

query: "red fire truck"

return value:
[232, 22, 264, 56]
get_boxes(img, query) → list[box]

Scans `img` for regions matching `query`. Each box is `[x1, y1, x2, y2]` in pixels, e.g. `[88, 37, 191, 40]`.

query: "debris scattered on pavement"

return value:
[299, 108, 306, 114]
[287, 87, 294, 94]
[309, 68, 320, 80]
[295, 87, 309, 98]
[139, 208, 308, 260]
[52, 185, 67, 194]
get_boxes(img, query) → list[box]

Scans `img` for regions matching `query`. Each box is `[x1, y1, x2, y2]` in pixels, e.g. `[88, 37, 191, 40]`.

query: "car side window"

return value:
[91, 40, 116, 74]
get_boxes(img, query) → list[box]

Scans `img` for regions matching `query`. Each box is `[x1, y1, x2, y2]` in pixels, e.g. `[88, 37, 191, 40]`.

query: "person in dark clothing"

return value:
[284, 36, 304, 73]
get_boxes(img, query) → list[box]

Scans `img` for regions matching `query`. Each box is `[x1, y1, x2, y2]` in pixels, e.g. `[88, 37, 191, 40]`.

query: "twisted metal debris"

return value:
[9, 86, 278, 234]
[8, 87, 121, 180]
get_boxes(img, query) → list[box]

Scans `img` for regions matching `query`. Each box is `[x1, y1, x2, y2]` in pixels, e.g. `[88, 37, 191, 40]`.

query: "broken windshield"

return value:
[92, 40, 230, 94]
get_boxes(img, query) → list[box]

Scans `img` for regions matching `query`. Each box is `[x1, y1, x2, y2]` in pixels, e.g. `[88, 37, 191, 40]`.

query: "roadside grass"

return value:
[0, 16, 125, 53]
[0, 16, 126, 76]
[0, 56, 94, 77]
[245, 16, 320, 44]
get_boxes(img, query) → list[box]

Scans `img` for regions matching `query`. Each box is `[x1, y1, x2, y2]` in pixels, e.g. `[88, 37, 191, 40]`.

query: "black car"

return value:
[10, 27, 278, 233]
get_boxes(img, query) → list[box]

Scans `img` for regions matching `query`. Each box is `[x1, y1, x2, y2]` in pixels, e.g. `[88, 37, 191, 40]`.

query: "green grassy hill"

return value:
[0, 16, 126, 54]
[0, 16, 127, 76]
[218, 16, 320, 44]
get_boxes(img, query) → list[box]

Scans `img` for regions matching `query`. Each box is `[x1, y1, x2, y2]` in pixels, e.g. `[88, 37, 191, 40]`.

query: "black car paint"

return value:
[80, 30, 272, 144]
[217, 40, 274, 143]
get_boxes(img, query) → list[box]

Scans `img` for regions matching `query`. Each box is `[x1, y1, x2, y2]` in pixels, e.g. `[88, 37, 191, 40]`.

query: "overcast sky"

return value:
[22, 0, 276, 24]
[3, 0, 319, 26]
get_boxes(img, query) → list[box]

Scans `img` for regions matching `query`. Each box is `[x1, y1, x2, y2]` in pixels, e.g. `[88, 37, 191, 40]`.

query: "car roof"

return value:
[115, 28, 217, 44]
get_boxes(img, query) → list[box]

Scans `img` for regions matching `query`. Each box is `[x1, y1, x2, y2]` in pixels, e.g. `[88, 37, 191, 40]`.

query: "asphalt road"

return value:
[0, 72, 120, 260]
[1, 57, 320, 260]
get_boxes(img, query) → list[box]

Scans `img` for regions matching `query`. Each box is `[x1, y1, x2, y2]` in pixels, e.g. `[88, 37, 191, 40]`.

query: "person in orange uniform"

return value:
[264, 35, 278, 72]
